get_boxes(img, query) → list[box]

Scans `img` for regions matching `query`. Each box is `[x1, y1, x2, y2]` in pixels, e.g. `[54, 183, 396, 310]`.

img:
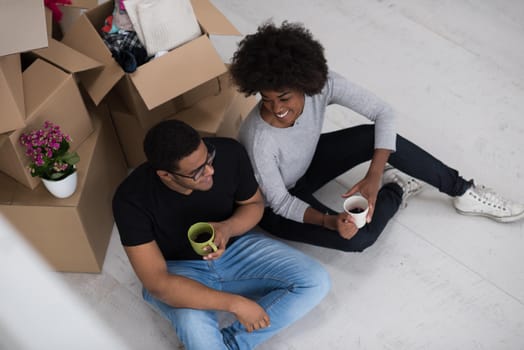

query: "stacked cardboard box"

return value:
[0, 4, 127, 272]
[0, 59, 95, 189]
[0, 0, 257, 271]
[0, 106, 127, 272]
[62, 0, 239, 109]
[61, 0, 257, 168]
[110, 72, 256, 167]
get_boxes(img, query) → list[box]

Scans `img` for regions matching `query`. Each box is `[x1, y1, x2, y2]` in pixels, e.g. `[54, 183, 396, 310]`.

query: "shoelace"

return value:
[472, 185, 508, 208]
[396, 176, 420, 195]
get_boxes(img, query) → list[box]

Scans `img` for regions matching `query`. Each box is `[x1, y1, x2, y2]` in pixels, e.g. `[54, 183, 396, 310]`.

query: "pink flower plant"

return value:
[19, 121, 80, 180]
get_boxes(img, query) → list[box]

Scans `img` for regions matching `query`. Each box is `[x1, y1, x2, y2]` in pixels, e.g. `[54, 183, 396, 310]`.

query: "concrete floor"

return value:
[7, 0, 524, 349]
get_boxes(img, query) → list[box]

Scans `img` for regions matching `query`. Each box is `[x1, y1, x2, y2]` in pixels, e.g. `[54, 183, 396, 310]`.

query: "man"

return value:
[112, 119, 330, 350]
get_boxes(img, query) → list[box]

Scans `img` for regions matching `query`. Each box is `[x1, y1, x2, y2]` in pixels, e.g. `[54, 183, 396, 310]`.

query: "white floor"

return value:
[58, 1, 524, 349]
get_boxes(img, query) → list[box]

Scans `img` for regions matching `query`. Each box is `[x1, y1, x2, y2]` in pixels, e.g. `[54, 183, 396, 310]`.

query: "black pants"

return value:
[259, 124, 472, 252]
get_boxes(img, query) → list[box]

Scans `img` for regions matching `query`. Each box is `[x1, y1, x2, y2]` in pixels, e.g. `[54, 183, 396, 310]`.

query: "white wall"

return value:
[0, 214, 130, 350]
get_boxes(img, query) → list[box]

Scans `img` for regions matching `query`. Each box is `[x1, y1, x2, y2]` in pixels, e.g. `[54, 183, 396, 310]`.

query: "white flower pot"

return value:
[41, 171, 78, 199]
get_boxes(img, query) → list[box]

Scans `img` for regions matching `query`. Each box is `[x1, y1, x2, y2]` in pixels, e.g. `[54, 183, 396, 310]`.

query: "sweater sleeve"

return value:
[328, 71, 397, 151]
[249, 133, 310, 223]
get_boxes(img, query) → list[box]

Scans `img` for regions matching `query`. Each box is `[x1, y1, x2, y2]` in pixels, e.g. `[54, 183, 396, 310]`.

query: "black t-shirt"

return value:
[112, 137, 258, 260]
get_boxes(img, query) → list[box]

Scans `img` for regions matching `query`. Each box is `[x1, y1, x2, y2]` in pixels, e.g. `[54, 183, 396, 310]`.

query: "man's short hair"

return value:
[143, 119, 201, 172]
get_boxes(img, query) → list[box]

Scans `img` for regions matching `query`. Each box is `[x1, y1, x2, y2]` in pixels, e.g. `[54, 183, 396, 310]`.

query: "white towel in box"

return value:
[123, 0, 146, 46]
[137, 0, 202, 56]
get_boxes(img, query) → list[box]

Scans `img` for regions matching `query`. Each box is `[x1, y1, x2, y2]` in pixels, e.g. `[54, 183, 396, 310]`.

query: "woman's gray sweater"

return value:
[238, 71, 397, 223]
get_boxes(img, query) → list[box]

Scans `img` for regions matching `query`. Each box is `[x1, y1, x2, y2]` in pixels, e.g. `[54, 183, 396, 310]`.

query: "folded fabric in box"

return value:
[124, 0, 202, 56]
[122, 0, 145, 44]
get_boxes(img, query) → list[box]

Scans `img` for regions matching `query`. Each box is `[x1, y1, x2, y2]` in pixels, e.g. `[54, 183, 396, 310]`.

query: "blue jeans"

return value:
[260, 124, 473, 252]
[142, 232, 330, 350]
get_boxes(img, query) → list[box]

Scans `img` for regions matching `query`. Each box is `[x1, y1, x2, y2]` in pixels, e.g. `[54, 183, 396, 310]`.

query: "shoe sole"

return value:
[454, 208, 524, 223]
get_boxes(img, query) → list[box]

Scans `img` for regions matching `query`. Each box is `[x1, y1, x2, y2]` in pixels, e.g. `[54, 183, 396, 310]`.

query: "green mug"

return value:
[188, 222, 218, 256]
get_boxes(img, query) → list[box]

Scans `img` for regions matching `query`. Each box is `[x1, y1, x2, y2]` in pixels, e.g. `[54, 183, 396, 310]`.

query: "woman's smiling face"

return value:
[260, 89, 305, 128]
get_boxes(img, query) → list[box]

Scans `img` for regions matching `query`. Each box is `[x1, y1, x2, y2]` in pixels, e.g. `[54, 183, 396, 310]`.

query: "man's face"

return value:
[169, 141, 215, 192]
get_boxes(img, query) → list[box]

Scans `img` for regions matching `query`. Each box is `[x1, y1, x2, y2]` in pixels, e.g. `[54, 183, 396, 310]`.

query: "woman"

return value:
[229, 21, 524, 252]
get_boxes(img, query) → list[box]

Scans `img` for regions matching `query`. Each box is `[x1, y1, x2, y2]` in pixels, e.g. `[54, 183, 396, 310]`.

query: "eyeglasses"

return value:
[172, 142, 216, 181]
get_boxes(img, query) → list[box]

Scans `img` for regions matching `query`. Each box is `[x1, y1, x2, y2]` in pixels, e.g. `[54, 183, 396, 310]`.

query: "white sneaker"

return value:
[453, 184, 524, 223]
[382, 165, 424, 208]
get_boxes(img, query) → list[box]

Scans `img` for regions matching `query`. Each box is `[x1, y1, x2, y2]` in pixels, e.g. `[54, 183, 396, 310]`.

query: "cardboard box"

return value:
[64, 0, 98, 9]
[0, 33, 100, 135]
[62, 0, 240, 109]
[32, 38, 102, 76]
[0, 0, 48, 56]
[0, 54, 26, 134]
[57, 1, 100, 39]
[37, 5, 103, 73]
[0, 105, 127, 273]
[172, 82, 256, 139]
[40, 2, 95, 41]
[113, 73, 223, 131]
[0, 59, 94, 189]
[109, 98, 150, 168]
[109, 74, 257, 168]
[0, 5, 101, 136]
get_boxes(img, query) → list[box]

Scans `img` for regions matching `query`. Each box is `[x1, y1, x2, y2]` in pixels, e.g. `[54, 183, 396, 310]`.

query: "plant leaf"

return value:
[49, 172, 65, 180]
[62, 152, 80, 165]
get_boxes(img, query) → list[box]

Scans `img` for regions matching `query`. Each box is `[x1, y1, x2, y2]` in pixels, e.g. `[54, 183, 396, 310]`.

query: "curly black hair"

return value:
[143, 119, 201, 172]
[229, 21, 328, 96]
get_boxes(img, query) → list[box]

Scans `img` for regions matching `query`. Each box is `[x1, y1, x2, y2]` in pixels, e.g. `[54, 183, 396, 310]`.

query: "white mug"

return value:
[343, 195, 369, 228]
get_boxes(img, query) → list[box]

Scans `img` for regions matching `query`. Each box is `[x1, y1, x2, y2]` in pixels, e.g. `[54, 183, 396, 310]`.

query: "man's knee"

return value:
[171, 309, 224, 348]
[312, 263, 331, 298]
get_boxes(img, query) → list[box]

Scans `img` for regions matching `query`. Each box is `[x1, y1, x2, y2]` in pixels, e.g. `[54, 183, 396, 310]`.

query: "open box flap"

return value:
[22, 59, 70, 119]
[62, 3, 124, 105]
[191, 0, 240, 36]
[32, 39, 103, 74]
[130, 35, 227, 110]
[0, 55, 25, 133]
